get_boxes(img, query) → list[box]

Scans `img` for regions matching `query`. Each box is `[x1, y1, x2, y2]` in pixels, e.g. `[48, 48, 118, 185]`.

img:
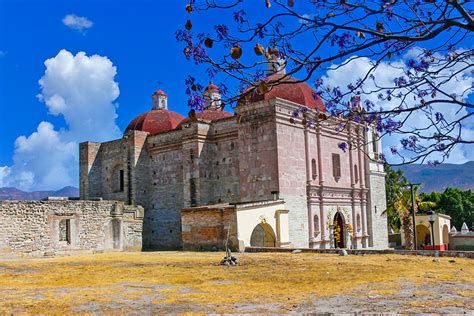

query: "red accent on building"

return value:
[205, 81, 220, 92]
[125, 109, 185, 134]
[179, 109, 233, 127]
[153, 89, 167, 96]
[247, 74, 325, 111]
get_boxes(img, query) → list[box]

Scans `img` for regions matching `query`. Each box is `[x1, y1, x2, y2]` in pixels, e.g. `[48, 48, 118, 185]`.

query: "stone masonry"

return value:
[0, 199, 143, 257]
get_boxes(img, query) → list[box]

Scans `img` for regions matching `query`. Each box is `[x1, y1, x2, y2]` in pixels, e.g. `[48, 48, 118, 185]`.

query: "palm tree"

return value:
[391, 188, 436, 250]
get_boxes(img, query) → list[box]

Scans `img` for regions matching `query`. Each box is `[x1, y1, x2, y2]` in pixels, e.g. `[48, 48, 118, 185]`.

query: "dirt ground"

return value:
[0, 251, 473, 314]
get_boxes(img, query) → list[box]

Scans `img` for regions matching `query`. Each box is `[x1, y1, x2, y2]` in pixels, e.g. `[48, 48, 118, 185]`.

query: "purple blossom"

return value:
[255, 23, 267, 39]
[314, 78, 324, 89]
[233, 10, 246, 24]
[188, 94, 206, 111]
[427, 160, 441, 167]
[338, 142, 348, 152]
[253, 69, 268, 82]
[390, 146, 398, 155]
[214, 24, 228, 40]
[435, 112, 444, 122]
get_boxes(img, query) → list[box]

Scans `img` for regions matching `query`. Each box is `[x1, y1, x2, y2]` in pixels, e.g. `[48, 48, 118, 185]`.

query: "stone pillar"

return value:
[304, 127, 314, 242]
[79, 141, 101, 200]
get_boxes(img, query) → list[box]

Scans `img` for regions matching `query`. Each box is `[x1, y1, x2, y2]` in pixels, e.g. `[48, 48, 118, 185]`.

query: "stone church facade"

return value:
[80, 59, 388, 251]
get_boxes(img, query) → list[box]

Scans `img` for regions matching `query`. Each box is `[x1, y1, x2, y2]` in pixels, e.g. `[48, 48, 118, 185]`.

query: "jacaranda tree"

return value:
[176, 0, 473, 165]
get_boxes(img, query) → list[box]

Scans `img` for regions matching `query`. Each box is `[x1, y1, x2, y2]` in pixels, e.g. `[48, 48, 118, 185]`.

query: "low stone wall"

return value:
[449, 232, 474, 251]
[245, 246, 474, 259]
[0, 200, 144, 257]
[181, 204, 238, 251]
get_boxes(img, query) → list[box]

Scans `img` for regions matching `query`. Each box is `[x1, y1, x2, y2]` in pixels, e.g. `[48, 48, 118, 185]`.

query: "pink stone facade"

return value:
[80, 84, 388, 250]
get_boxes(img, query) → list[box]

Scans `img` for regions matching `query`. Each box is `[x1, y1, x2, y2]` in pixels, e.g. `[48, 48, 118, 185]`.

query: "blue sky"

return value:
[0, 0, 203, 166]
[0, 0, 472, 191]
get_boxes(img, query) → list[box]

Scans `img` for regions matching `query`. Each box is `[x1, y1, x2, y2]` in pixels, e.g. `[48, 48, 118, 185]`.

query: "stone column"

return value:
[304, 127, 314, 243]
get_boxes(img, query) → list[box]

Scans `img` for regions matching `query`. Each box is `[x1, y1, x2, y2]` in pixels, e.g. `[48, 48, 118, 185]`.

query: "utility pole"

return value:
[408, 183, 421, 250]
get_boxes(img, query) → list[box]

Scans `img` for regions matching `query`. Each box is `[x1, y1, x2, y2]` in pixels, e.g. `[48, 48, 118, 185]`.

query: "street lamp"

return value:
[427, 210, 436, 247]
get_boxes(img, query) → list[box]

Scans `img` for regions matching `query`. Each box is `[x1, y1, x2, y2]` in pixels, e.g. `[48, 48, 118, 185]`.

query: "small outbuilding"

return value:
[181, 200, 290, 252]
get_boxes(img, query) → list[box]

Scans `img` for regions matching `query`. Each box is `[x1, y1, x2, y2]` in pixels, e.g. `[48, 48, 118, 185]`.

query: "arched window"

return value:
[354, 164, 359, 183]
[356, 214, 361, 232]
[313, 214, 320, 235]
[311, 159, 317, 180]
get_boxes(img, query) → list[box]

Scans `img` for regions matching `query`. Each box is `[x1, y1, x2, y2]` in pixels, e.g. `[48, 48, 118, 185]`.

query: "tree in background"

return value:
[421, 188, 474, 230]
[385, 166, 435, 249]
[177, 0, 473, 164]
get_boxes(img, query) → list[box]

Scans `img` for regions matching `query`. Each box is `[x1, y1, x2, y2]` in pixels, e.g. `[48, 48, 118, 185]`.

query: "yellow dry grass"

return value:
[0, 251, 472, 314]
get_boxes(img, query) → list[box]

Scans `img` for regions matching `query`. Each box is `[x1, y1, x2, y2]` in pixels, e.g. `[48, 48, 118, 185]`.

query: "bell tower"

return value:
[266, 48, 286, 75]
[203, 81, 222, 110]
[152, 90, 168, 110]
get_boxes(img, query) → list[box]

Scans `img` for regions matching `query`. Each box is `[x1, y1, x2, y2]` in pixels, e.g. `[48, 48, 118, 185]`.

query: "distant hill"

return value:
[0, 186, 79, 200]
[398, 161, 474, 193]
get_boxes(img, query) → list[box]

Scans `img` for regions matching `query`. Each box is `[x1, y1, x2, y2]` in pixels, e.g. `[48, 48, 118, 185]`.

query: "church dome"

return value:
[247, 74, 325, 111]
[125, 110, 185, 135]
[125, 89, 186, 135]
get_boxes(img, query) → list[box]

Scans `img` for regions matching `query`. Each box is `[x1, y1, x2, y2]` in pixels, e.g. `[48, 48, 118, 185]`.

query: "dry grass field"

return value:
[0, 251, 473, 314]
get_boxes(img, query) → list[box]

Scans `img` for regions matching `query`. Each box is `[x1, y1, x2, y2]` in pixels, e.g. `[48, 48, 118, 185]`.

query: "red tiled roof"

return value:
[125, 109, 185, 134]
[178, 109, 234, 127]
[246, 74, 325, 111]
[152, 89, 167, 96]
[205, 81, 220, 92]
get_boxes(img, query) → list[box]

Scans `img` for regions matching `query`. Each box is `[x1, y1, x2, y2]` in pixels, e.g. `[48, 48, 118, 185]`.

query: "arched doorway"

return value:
[333, 212, 345, 248]
[416, 225, 431, 249]
[442, 224, 449, 245]
[250, 223, 276, 247]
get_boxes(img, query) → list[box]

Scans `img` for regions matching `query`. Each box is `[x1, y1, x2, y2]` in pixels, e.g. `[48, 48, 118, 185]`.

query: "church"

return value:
[79, 54, 388, 251]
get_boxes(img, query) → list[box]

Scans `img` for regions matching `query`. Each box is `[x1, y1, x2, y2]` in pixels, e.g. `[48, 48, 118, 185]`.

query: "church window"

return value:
[119, 169, 124, 192]
[59, 219, 71, 244]
[190, 178, 197, 207]
[354, 164, 359, 183]
[230, 142, 234, 150]
[372, 131, 378, 156]
[313, 214, 320, 235]
[332, 153, 341, 181]
[311, 159, 317, 180]
[356, 214, 361, 232]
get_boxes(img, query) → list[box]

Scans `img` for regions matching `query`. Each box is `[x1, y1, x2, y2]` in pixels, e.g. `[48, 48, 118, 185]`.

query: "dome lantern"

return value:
[203, 81, 222, 110]
[152, 89, 168, 110]
[266, 47, 286, 76]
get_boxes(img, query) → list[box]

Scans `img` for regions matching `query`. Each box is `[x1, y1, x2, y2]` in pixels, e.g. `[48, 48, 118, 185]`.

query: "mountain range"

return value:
[0, 186, 79, 200]
[398, 161, 474, 193]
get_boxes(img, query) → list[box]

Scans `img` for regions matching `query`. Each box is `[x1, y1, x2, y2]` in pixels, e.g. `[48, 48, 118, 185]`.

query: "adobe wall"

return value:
[181, 204, 238, 251]
[0, 200, 143, 257]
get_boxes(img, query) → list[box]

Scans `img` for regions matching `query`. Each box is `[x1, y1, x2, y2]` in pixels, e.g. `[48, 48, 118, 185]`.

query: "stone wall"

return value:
[0, 200, 143, 257]
[449, 232, 474, 251]
[181, 204, 238, 251]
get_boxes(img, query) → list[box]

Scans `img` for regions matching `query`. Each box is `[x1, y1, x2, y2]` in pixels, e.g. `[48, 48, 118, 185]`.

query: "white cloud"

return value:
[62, 14, 93, 33]
[322, 52, 474, 164]
[2, 49, 120, 191]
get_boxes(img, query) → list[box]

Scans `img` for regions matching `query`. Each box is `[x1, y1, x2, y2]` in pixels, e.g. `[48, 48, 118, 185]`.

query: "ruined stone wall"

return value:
[0, 200, 143, 257]
[181, 205, 238, 251]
